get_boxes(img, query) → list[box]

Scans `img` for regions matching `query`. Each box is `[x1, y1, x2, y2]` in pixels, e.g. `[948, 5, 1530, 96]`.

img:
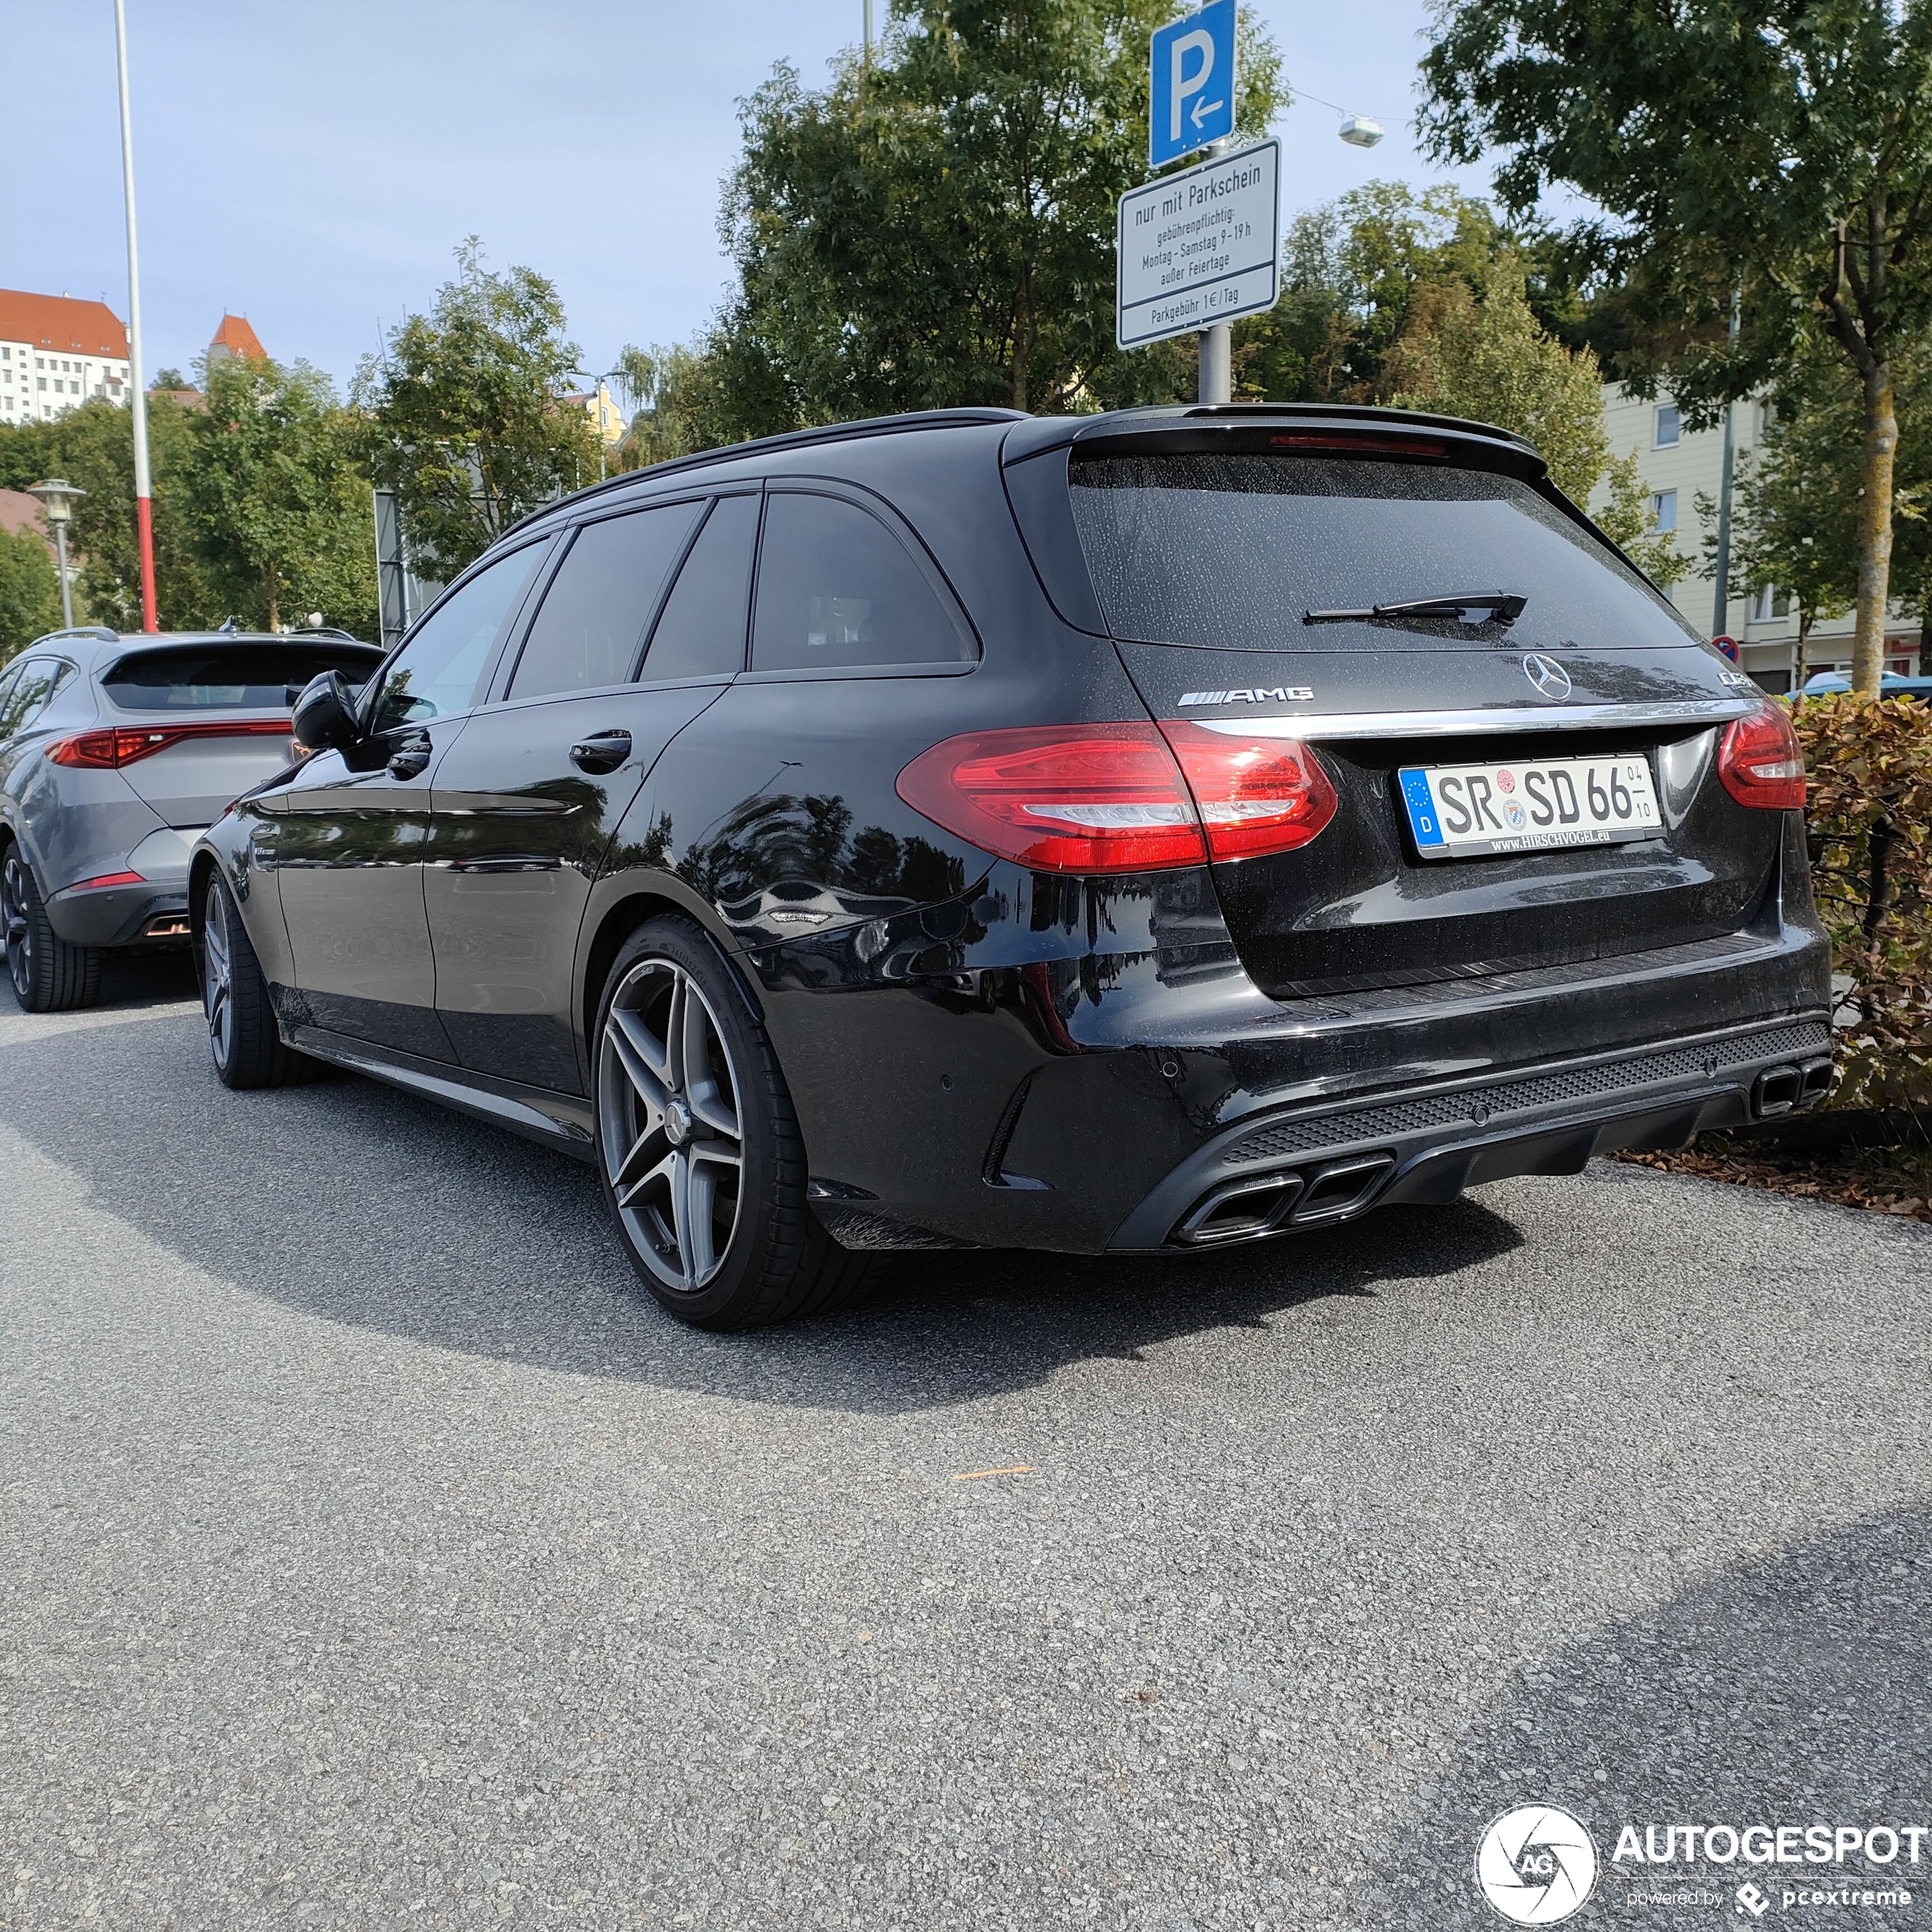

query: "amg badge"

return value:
[1178, 686, 1315, 707]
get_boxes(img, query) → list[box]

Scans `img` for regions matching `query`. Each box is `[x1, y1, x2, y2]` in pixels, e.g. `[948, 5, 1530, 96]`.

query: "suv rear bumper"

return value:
[46, 879, 192, 947]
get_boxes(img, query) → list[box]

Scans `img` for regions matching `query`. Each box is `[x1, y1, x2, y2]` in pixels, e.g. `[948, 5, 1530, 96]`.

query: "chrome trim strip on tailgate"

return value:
[1191, 699, 1752, 741]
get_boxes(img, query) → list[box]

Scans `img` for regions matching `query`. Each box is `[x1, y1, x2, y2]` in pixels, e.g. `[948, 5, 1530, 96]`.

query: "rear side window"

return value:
[0, 659, 71, 736]
[1067, 453, 1701, 653]
[640, 494, 761, 682]
[369, 542, 547, 734]
[103, 643, 382, 713]
[752, 492, 968, 671]
[508, 501, 703, 700]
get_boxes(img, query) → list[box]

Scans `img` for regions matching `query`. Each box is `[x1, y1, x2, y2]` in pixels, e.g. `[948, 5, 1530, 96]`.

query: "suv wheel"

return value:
[201, 872, 310, 1088]
[2, 845, 100, 1013]
[594, 916, 882, 1330]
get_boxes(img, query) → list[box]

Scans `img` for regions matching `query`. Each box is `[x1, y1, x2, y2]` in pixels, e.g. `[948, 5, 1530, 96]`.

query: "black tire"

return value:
[2, 842, 100, 1014]
[200, 871, 310, 1090]
[593, 915, 883, 1330]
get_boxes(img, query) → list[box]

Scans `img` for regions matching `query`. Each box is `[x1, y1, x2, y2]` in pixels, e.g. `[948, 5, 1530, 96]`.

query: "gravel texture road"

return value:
[2, 961, 1927, 1931]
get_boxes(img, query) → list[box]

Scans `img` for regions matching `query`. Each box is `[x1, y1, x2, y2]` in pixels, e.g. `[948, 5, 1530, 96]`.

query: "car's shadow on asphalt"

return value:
[0, 971, 1524, 1412]
[1358, 1500, 1932, 1928]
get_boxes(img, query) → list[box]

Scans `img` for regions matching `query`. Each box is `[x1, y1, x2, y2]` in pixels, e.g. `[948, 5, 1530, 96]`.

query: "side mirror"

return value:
[290, 669, 361, 758]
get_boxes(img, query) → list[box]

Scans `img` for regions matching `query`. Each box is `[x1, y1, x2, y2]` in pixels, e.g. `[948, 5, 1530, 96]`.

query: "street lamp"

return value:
[27, 479, 87, 631]
[567, 367, 630, 482]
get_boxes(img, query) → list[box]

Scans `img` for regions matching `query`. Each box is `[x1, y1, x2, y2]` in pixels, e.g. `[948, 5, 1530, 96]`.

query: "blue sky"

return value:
[8, 1, 1499, 391]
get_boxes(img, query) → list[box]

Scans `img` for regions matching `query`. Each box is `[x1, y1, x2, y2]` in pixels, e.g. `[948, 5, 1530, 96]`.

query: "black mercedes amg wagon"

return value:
[193, 404, 1832, 1328]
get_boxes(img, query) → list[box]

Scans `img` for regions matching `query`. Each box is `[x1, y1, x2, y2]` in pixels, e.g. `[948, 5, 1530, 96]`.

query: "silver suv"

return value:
[2, 626, 383, 1011]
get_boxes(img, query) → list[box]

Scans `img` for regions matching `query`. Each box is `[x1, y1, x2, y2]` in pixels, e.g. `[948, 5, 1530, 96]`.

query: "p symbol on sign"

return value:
[1149, 0, 1237, 167]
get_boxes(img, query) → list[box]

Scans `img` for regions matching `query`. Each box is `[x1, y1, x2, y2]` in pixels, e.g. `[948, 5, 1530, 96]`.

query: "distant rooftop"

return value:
[0, 289, 129, 359]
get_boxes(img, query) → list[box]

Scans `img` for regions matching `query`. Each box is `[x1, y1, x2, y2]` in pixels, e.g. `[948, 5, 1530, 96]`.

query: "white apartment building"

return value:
[1593, 382, 1923, 692]
[0, 290, 132, 427]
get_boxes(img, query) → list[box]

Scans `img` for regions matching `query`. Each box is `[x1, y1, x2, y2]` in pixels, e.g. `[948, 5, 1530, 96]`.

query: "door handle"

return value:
[387, 732, 431, 780]
[570, 730, 632, 775]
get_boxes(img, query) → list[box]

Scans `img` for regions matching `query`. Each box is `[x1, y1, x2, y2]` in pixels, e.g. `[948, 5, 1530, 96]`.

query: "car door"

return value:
[424, 490, 760, 1091]
[252, 539, 551, 1058]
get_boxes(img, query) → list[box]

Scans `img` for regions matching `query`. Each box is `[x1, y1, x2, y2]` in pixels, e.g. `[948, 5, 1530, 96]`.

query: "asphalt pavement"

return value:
[1, 959, 1927, 1931]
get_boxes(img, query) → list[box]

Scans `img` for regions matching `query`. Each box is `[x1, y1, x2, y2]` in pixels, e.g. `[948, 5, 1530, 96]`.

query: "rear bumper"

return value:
[45, 880, 192, 947]
[1107, 1015, 1831, 1250]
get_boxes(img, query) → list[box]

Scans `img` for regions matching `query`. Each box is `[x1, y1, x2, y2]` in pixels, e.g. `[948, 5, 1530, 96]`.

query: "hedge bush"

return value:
[1791, 694, 1932, 1109]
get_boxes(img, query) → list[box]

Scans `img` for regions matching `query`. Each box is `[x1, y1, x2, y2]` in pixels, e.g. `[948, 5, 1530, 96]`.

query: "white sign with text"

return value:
[1115, 138, 1281, 350]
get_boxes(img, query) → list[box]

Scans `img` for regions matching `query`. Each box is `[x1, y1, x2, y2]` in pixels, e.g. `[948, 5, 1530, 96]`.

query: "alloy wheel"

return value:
[203, 881, 235, 1067]
[2, 855, 33, 1002]
[599, 958, 745, 1293]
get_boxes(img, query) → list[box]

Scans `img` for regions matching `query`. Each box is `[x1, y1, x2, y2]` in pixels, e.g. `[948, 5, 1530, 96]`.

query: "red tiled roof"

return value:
[0, 488, 53, 550]
[0, 289, 129, 358]
[209, 313, 267, 361]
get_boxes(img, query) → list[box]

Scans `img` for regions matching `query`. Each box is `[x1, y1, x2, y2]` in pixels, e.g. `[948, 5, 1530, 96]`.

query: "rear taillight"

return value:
[895, 721, 1338, 874]
[895, 724, 1206, 872]
[1157, 720, 1338, 859]
[69, 870, 146, 891]
[47, 720, 293, 769]
[1717, 703, 1805, 810]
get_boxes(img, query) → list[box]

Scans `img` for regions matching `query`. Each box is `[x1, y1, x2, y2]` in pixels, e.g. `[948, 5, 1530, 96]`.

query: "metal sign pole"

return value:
[113, 0, 158, 633]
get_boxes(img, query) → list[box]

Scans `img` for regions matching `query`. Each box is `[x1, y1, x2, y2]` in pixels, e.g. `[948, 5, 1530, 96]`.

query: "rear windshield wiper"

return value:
[1304, 591, 1527, 626]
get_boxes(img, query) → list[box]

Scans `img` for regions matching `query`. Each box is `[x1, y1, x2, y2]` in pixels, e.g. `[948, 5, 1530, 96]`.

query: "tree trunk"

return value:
[1851, 358, 1897, 694]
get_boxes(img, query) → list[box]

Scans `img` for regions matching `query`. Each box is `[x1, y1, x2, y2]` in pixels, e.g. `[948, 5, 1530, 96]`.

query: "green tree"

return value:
[1382, 261, 1608, 499]
[354, 240, 599, 580]
[0, 525, 63, 659]
[1422, 0, 1932, 691]
[180, 353, 376, 634]
[693, 0, 1282, 440]
[0, 397, 218, 631]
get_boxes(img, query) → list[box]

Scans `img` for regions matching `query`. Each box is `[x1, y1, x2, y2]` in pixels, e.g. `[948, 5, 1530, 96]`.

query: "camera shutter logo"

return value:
[1522, 653, 1573, 701]
[1474, 1805, 1599, 1924]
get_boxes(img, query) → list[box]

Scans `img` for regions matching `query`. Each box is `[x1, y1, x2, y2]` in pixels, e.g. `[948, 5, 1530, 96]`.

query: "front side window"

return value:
[367, 543, 547, 735]
[751, 492, 968, 672]
[507, 501, 702, 700]
[639, 494, 761, 682]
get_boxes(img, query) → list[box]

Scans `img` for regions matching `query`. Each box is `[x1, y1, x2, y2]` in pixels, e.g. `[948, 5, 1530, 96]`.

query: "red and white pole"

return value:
[113, 0, 157, 633]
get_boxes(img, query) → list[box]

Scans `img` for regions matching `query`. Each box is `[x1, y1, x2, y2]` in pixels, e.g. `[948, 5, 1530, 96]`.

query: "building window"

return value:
[1651, 489, 1677, 533]
[1654, 405, 1681, 447]
[1750, 586, 1791, 622]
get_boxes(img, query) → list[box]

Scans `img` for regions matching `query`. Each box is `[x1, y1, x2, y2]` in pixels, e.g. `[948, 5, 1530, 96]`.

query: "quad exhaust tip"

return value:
[1174, 1152, 1395, 1247]
[1755, 1058, 1832, 1119]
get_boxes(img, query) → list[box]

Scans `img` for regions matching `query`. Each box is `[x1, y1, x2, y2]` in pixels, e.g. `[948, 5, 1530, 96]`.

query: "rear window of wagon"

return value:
[102, 643, 385, 712]
[1066, 452, 1700, 653]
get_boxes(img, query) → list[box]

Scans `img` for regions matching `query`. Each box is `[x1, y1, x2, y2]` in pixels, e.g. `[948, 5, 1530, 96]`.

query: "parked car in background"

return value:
[192, 404, 1832, 1330]
[1798, 669, 1932, 699]
[2, 626, 384, 1012]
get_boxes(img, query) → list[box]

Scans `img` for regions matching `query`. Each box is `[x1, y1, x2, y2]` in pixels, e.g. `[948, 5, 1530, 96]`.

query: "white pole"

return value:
[113, 0, 157, 632]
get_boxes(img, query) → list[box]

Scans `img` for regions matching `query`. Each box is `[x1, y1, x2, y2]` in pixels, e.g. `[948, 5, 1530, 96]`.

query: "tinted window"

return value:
[640, 494, 760, 682]
[508, 502, 703, 700]
[1067, 453, 1701, 653]
[102, 643, 383, 712]
[0, 659, 68, 737]
[752, 493, 966, 671]
[369, 543, 547, 734]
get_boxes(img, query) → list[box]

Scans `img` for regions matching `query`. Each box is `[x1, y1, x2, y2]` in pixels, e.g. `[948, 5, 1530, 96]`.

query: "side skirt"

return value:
[284, 1022, 596, 1161]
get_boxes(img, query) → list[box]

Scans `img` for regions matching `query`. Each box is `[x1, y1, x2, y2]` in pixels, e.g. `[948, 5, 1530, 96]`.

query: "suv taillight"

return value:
[1717, 703, 1806, 810]
[46, 720, 294, 769]
[894, 722, 1337, 874]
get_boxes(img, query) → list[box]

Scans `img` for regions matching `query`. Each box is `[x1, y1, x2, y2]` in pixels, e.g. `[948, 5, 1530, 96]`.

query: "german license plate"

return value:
[1398, 752, 1662, 859]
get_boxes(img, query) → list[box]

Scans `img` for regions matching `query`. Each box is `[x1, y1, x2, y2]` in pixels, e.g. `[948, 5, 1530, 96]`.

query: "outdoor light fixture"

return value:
[27, 478, 87, 631]
[1338, 114, 1384, 148]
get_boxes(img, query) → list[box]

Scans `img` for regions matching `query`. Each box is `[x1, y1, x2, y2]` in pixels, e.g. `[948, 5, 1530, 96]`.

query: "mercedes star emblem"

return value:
[1522, 653, 1573, 701]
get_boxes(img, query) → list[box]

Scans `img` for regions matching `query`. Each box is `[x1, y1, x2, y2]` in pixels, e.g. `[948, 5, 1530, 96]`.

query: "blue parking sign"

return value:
[1150, 0, 1236, 168]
